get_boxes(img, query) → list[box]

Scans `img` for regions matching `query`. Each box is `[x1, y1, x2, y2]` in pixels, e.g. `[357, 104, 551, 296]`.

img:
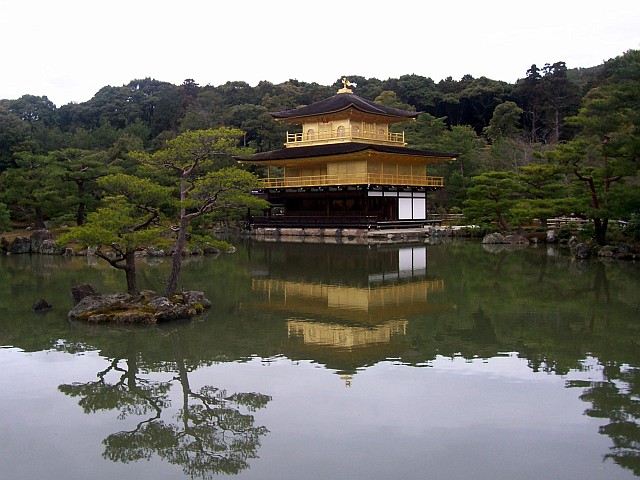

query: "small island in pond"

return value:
[68, 284, 211, 324]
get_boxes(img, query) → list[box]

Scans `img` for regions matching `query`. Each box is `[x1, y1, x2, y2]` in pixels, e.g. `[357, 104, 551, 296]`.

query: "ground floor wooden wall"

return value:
[263, 189, 427, 221]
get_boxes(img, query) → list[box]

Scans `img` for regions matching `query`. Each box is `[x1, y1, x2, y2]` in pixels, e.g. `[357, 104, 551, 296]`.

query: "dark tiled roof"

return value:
[271, 93, 420, 120]
[236, 142, 457, 162]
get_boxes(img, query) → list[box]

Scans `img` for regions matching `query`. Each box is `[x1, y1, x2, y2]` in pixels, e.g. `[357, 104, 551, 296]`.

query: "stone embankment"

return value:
[247, 225, 471, 244]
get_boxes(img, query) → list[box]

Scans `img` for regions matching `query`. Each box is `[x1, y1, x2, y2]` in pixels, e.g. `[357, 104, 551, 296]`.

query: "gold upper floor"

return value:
[286, 119, 405, 147]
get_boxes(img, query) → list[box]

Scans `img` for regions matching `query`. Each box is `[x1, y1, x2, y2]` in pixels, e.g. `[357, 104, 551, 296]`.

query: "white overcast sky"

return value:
[1, 0, 639, 107]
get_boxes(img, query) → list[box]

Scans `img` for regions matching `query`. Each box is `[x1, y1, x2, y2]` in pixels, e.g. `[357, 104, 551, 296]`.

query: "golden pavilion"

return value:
[238, 79, 458, 229]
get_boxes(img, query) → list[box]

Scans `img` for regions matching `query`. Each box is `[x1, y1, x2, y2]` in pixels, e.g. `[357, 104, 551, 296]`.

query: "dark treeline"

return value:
[0, 50, 638, 245]
[0, 63, 595, 162]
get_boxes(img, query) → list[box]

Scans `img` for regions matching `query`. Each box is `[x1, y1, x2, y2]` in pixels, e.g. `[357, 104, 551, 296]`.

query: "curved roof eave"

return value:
[236, 142, 459, 163]
[271, 93, 421, 121]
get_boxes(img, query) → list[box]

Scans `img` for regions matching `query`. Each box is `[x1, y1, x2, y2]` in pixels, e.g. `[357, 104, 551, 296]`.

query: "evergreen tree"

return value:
[58, 174, 172, 294]
[547, 50, 640, 245]
[136, 128, 268, 297]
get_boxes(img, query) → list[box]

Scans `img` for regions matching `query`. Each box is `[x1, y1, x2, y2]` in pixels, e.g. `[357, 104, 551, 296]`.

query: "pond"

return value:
[1, 239, 639, 479]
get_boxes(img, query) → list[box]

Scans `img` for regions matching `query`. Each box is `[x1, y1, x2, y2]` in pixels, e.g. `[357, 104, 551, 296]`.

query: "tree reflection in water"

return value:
[58, 331, 271, 478]
[568, 366, 640, 475]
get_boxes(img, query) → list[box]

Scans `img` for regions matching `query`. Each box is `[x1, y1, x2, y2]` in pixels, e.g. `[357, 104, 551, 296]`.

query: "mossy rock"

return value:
[68, 289, 212, 324]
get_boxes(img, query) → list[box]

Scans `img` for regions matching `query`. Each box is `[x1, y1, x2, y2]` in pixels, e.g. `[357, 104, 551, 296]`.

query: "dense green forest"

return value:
[0, 49, 638, 245]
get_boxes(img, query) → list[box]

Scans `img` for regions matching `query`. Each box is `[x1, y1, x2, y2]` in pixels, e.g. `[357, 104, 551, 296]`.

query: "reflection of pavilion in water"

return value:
[247, 243, 449, 381]
[256, 277, 444, 339]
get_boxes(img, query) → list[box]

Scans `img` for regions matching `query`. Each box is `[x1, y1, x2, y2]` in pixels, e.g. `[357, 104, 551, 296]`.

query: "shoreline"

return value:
[3, 226, 638, 260]
[245, 225, 473, 245]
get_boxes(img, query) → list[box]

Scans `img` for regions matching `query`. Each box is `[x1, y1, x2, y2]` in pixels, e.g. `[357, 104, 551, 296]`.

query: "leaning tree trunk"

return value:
[165, 173, 194, 297]
[496, 210, 511, 233]
[124, 251, 138, 294]
[165, 215, 188, 297]
[97, 250, 139, 294]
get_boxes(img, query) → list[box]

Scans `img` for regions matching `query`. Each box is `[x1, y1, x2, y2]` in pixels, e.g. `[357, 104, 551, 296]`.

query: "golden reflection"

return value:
[245, 244, 452, 379]
[287, 318, 408, 348]
[251, 278, 445, 323]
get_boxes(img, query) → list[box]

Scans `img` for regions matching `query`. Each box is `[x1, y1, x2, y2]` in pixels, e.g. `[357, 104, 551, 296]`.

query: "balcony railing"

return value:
[286, 129, 405, 146]
[258, 173, 444, 188]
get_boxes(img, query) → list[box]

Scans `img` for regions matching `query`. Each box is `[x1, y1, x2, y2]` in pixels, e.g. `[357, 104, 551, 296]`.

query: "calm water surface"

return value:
[1, 240, 639, 479]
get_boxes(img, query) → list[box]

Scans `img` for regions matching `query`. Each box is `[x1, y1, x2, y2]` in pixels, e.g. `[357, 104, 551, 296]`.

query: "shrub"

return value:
[622, 216, 640, 241]
[48, 213, 77, 228]
[557, 226, 574, 241]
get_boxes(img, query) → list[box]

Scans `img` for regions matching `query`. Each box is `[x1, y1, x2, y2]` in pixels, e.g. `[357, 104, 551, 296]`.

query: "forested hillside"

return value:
[0, 50, 638, 245]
